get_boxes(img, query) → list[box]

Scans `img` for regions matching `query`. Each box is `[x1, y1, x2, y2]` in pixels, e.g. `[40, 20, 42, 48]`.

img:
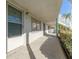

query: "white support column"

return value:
[22, 11, 27, 46]
[25, 13, 32, 44]
[45, 24, 48, 34]
[23, 12, 32, 45]
[6, 2, 8, 53]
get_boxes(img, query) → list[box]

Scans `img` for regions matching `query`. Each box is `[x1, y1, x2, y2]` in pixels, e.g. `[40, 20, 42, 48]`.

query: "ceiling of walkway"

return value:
[8, 0, 62, 27]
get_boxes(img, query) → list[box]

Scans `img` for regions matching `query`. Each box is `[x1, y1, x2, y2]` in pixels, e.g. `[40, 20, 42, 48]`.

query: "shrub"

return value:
[58, 24, 72, 56]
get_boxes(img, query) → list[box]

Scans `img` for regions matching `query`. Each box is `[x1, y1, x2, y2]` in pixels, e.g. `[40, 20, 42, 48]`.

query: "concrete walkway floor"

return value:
[7, 35, 67, 59]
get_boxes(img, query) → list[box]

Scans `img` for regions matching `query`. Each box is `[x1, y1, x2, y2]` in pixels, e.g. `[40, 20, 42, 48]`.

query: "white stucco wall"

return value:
[7, 1, 44, 52]
[7, 36, 23, 52]
[7, 1, 27, 52]
[29, 22, 43, 43]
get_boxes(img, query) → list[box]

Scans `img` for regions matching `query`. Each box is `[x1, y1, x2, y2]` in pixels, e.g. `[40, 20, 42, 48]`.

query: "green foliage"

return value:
[58, 24, 72, 56]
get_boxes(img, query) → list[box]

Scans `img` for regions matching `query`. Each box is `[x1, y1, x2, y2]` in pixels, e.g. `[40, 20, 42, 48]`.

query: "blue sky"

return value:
[60, 0, 72, 16]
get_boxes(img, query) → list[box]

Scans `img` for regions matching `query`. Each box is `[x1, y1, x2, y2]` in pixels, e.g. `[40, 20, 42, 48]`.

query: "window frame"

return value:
[7, 3, 24, 38]
[31, 17, 41, 31]
[8, 5, 22, 24]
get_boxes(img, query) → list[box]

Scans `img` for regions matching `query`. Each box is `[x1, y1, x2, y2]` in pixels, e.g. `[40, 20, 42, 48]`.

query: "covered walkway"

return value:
[7, 34, 67, 59]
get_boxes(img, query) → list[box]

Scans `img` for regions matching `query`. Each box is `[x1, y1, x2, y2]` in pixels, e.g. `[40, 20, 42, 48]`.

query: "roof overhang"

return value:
[7, 0, 62, 27]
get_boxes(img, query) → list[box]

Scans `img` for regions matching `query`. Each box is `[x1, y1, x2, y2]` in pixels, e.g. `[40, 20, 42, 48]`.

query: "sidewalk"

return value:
[7, 35, 67, 59]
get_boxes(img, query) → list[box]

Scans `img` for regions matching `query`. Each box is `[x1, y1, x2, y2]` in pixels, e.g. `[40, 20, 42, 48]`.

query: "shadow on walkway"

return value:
[26, 33, 36, 59]
[44, 33, 56, 37]
[27, 44, 36, 59]
[40, 34, 67, 59]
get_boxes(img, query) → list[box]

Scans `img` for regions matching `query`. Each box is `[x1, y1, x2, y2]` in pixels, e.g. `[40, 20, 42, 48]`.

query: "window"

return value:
[32, 18, 41, 31]
[8, 5, 22, 38]
[32, 19, 37, 31]
[36, 21, 41, 31]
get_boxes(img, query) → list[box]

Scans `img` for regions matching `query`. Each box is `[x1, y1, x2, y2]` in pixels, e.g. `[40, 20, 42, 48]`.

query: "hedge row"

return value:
[58, 24, 72, 56]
